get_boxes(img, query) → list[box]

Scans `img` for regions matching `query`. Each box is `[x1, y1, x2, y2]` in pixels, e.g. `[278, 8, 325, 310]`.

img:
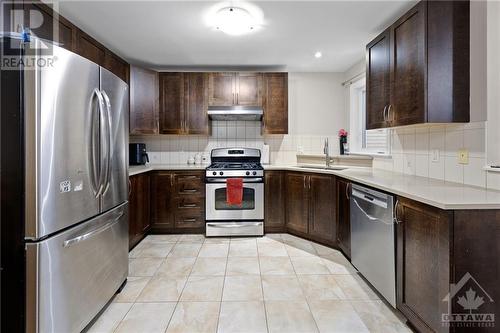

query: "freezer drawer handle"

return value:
[207, 223, 262, 228]
[63, 211, 124, 248]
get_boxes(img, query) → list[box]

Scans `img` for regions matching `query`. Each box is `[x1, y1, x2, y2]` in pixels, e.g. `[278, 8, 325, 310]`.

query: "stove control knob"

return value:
[252, 171, 257, 175]
[219, 171, 224, 176]
[246, 171, 250, 176]
[212, 171, 217, 176]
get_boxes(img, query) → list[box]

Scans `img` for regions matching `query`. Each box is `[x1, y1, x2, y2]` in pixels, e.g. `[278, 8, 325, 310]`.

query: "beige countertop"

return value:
[129, 163, 500, 210]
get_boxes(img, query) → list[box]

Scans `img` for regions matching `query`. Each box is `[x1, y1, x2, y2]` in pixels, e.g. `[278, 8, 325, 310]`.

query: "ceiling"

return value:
[56, 0, 416, 72]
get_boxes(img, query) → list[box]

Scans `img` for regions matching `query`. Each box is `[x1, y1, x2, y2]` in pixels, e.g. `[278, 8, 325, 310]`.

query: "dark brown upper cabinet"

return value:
[24, 2, 75, 52]
[184, 72, 210, 135]
[159, 72, 185, 134]
[366, 29, 391, 130]
[19, 1, 129, 82]
[208, 72, 235, 106]
[208, 72, 262, 106]
[262, 73, 288, 134]
[130, 66, 159, 135]
[366, 0, 469, 129]
[159, 72, 210, 135]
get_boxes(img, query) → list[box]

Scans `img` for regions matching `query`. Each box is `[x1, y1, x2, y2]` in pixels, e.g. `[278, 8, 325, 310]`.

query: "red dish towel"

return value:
[226, 178, 243, 206]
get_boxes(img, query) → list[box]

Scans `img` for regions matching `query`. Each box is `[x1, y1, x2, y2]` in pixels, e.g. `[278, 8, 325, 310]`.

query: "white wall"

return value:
[288, 72, 346, 135]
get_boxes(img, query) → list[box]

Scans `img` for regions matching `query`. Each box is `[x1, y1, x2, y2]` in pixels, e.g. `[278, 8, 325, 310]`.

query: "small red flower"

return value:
[338, 129, 348, 137]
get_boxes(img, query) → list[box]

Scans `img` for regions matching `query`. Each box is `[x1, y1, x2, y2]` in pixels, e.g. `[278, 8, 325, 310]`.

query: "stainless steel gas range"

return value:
[205, 148, 264, 236]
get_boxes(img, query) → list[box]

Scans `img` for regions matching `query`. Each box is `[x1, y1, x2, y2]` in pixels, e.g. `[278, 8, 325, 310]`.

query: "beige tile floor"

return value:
[88, 234, 412, 333]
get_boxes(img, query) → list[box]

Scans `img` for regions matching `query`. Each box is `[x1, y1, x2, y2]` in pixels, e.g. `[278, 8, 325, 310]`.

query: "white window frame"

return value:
[348, 77, 391, 156]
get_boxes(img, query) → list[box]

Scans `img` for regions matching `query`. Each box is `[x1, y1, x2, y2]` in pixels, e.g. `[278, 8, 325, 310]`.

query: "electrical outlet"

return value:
[431, 149, 440, 162]
[458, 149, 469, 164]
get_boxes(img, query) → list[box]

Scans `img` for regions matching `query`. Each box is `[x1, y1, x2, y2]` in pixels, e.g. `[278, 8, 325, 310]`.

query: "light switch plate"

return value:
[458, 149, 469, 164]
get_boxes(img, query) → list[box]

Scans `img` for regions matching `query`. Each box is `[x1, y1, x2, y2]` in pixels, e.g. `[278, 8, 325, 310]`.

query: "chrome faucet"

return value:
[324, 138, 330, 168]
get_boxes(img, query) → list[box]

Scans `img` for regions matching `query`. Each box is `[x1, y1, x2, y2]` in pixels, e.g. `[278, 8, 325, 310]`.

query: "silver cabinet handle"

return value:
[346, 182, 350, 200]
[182, 203, 197, 208]
[383, 105, 388, 121]
[128, 178, 132, 196]
[182, 189, 198, 193]
[394, 199, 401, 224]
[387, 104, 393, 122]
[63, 211, 124, 248]
[183, 218, 197, 223]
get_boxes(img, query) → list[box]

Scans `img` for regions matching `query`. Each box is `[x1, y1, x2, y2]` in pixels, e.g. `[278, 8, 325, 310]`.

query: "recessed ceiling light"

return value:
[205, 1, 264, 36]
[315, 51, 322, 58]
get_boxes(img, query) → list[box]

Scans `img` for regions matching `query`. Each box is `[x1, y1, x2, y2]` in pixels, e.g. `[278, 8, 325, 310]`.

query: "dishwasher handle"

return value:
[351, 188, 388, 209]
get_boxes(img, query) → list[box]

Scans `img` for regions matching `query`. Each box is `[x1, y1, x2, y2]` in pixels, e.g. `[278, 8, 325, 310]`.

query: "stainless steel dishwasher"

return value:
[350, 183, 396, 307]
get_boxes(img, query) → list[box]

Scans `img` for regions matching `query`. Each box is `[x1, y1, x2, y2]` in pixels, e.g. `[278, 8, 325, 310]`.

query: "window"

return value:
[348, 78, 390, 155]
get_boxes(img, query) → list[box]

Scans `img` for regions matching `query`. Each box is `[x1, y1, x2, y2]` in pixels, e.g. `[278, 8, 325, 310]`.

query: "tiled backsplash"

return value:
[131, 120, 496, 190]
[130, 121, 341, 166]
[372, 122, 487, 188]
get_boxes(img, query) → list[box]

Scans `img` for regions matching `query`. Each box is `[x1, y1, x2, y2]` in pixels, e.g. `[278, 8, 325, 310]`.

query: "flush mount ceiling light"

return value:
[315, 51, 322, 58]
[205, 1, 264, 36]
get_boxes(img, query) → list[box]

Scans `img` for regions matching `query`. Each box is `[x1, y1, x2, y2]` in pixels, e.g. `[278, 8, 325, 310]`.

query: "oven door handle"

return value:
[206, 177, 263, 183]
[206, 222, 263, 228]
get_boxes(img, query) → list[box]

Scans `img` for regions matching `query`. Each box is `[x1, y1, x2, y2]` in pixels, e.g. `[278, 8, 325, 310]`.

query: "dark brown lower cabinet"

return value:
[285, 172, 336, 245]
[336, 178, 351, 258]
[129, 173, 151, 249]
[151, 171, 174, 230]
[285, 172, 309, 235]
[151, 171, 205, 233]
[264, 171, 286, 233]
[308, 174, 336, 245]
[396, 197, 500, 333]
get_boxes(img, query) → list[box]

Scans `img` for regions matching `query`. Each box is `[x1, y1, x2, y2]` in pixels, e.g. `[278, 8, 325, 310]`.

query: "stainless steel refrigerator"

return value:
[1, 37, 129, 332]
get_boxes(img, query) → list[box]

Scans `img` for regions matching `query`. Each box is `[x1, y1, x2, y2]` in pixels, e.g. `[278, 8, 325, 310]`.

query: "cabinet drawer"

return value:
[174, 173, 204, 195]
[175, 209, 205, 228]
[173, 196, 205, 210]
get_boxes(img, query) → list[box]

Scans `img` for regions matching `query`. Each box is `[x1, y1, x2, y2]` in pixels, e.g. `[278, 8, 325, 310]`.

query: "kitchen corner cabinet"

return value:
[263, 73, 288, 134]
[151, 171, 205, 233]
[159, 72, 209, 135]
[129, 173, 151, 250]
[336, 178, 351, 259]
[208, 72, 262, 106]
[396, 197, 500, 333]
[130, 66, 159, 135]
[264, 171, 286, 233]
[285, 172, 336, 245]
[366, 0, 469, 129]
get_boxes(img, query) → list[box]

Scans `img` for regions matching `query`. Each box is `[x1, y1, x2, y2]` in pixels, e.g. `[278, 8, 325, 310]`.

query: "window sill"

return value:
[348, 151, 392, 158]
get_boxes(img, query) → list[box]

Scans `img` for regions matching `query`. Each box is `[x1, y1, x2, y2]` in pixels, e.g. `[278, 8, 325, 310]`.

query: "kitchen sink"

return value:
[297, 165, 347, 171]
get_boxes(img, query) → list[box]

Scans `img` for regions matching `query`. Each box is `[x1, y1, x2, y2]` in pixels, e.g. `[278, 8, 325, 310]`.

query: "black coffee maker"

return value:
[129, 143, 149, 165]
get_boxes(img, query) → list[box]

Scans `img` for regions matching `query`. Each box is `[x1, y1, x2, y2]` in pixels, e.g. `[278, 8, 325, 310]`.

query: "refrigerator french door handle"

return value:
[88, 89, 99, 196]
[100, 89, 113, 194]
[94, 89, 107, 198]
[62, 211, 124, 248]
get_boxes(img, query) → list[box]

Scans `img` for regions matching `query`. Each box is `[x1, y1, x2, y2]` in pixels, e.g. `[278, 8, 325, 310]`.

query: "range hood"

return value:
[208, 106, 263, 121]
